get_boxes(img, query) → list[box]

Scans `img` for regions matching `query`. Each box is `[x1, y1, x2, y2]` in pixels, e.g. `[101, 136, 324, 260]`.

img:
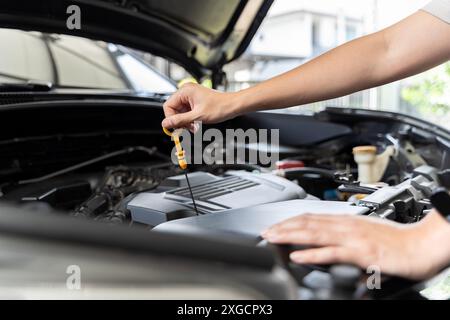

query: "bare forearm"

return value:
[232, 11, 450, 114]
[233, 32, 389, 113]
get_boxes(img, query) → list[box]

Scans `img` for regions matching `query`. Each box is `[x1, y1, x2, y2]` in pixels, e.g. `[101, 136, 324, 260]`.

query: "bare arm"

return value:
[234, 11, 450, 113]
[162, 11, 450, 129]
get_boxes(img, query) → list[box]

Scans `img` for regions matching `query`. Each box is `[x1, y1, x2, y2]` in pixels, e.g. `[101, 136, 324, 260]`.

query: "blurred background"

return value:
[144, 0, 450, 129]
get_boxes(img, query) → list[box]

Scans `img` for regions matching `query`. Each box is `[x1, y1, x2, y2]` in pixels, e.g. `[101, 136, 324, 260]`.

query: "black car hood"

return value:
[0, 0, 273, 79]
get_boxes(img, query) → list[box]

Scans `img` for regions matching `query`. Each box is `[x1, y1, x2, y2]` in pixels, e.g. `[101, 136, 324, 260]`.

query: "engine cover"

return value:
[154, 200, 370, 242]
[127, 171, 307, 226]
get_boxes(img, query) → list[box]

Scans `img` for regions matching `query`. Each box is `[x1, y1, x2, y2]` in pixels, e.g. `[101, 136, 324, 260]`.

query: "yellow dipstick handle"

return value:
[163, 127, 188, 170]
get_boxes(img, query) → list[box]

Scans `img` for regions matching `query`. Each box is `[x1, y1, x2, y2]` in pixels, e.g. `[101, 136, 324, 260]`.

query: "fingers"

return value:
[162, 110, 197, 129]
[263, 228, 346, 247]
[262, 214, 358, 245]
[162, 84, 196, 129]
[290, 247, 357, 265]
[162, 83, 228, 129]
[163, 89, 188, 116]
[261, 214, 388, 269]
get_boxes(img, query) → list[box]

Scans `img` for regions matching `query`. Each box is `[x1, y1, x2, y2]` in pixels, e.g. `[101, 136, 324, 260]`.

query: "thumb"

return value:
[162, 111, 196, 129]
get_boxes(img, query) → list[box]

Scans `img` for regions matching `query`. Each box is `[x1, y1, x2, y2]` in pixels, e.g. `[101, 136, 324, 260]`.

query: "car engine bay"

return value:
[0, 103, 449, 298]
[0, 104, 448, 231]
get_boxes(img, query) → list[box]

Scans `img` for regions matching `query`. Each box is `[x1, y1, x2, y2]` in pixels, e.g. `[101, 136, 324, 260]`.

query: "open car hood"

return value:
[0, 0, 273, 79]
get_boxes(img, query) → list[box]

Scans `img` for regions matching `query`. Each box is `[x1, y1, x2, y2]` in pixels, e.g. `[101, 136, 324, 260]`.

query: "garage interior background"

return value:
[143, 0, 450, 130]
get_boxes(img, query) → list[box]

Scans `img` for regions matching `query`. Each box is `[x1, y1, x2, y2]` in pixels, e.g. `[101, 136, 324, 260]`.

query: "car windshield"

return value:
[223, 0, 450, 130]
[0, 29, 177, 94]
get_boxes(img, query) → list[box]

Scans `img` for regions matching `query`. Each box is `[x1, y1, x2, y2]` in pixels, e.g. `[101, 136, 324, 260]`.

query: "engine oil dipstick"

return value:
[163, 127, 187, 169]
[163, 127, 199, 215]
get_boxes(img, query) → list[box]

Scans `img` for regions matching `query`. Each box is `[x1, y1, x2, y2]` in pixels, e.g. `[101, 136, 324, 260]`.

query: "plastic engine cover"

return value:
[127, 171, 307, 226]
